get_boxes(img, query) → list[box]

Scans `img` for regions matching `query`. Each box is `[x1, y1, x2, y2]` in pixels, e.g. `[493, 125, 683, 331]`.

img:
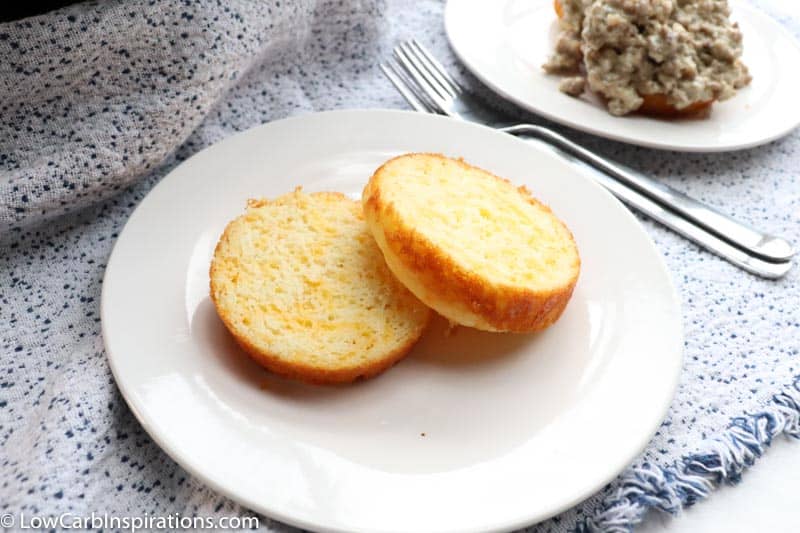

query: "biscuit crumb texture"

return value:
[363, 153, 580, 333]
[210, 189, 431, 384]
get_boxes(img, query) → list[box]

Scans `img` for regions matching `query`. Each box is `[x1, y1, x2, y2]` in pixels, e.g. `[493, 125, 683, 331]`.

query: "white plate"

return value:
[101, 110, 683, 532]
[445, 0, 800, 152]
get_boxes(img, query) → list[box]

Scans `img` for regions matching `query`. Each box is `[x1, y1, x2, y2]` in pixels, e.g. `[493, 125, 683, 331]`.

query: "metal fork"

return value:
[381, 39, 794, 279]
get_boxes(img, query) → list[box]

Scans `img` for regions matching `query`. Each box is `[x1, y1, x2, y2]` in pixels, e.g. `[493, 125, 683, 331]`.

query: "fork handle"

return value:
[502, 124, 795, 264]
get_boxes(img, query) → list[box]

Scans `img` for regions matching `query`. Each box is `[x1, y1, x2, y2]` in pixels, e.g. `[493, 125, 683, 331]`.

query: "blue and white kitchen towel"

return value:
[1, 1, 798, 531]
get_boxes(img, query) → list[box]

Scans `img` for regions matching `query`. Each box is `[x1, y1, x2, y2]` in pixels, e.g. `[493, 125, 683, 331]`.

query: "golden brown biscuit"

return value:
[210, 189, 431, 384]
[362, 153, 580, 333]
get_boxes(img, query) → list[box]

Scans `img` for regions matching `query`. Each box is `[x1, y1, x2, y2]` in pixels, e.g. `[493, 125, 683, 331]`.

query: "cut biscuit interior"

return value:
[375, 155, 578, 291]
[210, 190, 430, 383]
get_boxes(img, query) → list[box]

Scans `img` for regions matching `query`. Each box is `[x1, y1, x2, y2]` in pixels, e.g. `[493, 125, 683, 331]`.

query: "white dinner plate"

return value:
[101, 110, 683, 532]
[445, 0, 800, 152]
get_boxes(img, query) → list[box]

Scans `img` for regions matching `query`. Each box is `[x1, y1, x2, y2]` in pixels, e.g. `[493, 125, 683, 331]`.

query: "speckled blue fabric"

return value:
[0, 1, 798, 531]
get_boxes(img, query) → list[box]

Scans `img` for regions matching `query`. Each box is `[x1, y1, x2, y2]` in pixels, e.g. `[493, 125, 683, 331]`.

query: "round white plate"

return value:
[445, 0, 800, 152]
[102, 110, 683, 533]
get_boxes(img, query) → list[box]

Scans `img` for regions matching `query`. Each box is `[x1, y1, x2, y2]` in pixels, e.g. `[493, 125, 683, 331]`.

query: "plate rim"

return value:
[444, 0, 800, 152]
[101, 108, 684, 532]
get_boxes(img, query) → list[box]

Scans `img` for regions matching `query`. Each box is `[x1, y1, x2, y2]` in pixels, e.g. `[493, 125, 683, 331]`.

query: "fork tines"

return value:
[382, 39, 463, 114]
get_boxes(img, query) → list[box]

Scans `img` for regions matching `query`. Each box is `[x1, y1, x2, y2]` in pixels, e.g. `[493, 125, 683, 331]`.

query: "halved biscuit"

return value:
[362, 153, 580, 333]
[210, 189, 431, 384]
